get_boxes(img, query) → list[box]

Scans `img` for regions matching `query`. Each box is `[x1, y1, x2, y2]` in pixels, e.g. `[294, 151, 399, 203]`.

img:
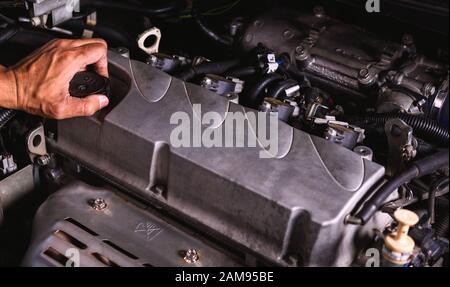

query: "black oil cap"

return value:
[69, 71, 110, 98]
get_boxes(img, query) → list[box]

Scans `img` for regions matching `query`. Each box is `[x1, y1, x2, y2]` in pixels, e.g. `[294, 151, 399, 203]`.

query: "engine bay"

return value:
[0, 0, 448, 267]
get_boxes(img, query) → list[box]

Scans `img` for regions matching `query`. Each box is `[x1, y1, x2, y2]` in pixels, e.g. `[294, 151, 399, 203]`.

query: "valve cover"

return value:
[47, 51, 387, 266]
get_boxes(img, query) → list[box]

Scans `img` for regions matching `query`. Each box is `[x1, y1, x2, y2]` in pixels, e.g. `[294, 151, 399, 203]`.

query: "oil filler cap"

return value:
[69, 71, 110, 98]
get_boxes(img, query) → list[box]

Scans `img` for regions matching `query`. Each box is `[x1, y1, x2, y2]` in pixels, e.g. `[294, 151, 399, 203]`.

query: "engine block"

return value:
[45, 52, 388, 266]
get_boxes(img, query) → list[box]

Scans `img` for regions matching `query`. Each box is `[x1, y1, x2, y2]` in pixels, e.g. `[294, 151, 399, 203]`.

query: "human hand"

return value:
[1, 38, 110, 119]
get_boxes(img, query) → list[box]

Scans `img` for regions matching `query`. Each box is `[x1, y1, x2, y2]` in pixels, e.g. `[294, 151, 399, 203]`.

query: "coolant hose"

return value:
[343, 113, 449, 146]
[353, 149, 449, 224]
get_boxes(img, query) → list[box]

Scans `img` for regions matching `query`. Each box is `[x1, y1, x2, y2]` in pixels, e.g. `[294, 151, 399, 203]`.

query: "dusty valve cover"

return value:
[47, 51, 386, 266]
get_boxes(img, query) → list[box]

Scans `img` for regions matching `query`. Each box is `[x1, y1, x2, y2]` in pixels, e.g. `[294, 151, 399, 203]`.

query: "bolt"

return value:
[417, 99, 427, 107]
[423, 83, 436, 98]
[44, 168, 63, 184]
[114, 47, 130, 58]
[402, 34, 414, 46]
[30, 17, 42, 27]
[253, 20, 263, 28]
[47, 131, 55, 141]
[401, 145, 417, 161]
[230, 18, 243, 36]
[183, 249, 199, 264]
[295, 45, 306, 55]
[244, 34, 253, 43]
[313, 6, 325, 17]
[91, 198, 107, 211]
[283, 29, 294, 39]
[359, 68, 370, 79]
[37, 154, 51, 166]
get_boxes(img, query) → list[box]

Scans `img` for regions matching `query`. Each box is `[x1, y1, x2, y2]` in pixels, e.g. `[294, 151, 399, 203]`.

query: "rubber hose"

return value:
[0, 25, 19, 44]
[178, 59, 241, 81]
[435, 209, 449, 238]
[0, 109, 17, 129]
[354, 149, 450, 224]
[7, 29, 56, 47]
[0, 12, 15, 25]
[81, 0, 185, 16]
[247, 73, 284, 107]
[344, 113, 449, 146]
[226, 66, 258, 78]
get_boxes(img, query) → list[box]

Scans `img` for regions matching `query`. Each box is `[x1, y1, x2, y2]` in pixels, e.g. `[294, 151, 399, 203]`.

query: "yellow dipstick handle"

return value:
[385, 209, 419, 255]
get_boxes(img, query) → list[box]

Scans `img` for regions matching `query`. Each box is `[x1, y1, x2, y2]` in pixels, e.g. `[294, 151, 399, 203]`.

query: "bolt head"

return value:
[313, 6, 325, 17]
[91, 198, 107, 211]
[359, 68, 370, 78]
[401, 145, 417, 161]
[295, 45, 305, 55]
[183, 249, 199, 264]
[402, 34, 414, 46]
[37, 155, 51, 166]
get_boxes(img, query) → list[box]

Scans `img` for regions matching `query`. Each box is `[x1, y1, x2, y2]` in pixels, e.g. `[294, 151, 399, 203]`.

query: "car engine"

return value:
[0, 0, 448, 267]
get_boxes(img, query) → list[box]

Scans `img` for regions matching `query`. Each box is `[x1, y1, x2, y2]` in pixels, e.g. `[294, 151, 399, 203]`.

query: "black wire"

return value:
[191, 1, 233, 46]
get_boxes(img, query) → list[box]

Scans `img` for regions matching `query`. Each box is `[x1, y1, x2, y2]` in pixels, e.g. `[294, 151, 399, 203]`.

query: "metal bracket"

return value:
[385, 118, 417, 176]
[137, 27, 161, 55]
[26, 125, 48, 162]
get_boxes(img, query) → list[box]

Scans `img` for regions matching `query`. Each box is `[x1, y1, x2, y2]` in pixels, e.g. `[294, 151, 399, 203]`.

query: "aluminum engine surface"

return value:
[48, 51, 386, 266]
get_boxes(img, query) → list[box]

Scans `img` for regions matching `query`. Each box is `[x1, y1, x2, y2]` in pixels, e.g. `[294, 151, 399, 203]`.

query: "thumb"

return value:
[63, 95, 109, 119]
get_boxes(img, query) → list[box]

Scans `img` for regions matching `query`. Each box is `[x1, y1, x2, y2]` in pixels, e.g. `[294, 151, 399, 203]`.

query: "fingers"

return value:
[71, 42, 109, 78]
[53, 95, 109, 119]
[47, 38, 108, 51]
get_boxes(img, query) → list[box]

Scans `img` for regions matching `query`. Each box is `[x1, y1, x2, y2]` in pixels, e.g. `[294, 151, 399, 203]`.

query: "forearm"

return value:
[0, 65, 18, 110]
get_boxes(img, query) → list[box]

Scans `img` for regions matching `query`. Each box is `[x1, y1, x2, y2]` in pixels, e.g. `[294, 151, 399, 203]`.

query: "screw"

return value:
[183, 249, 199, 264]
[91, 198, 107, 211]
